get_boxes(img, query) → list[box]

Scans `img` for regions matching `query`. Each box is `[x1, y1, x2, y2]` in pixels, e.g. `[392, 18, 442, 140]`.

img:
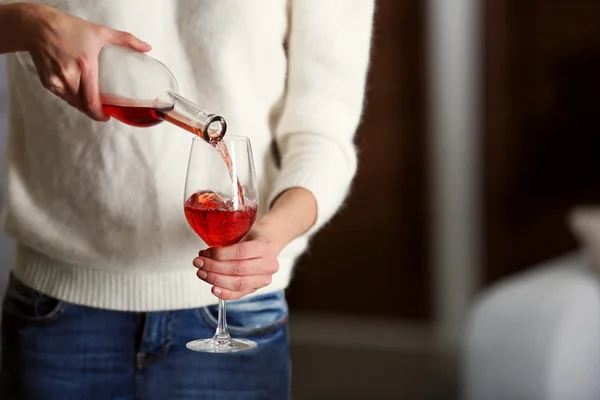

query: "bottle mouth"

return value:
[204, 115, 227, 143]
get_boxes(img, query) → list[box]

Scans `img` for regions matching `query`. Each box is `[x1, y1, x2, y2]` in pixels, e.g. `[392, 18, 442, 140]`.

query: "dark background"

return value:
[287, 0, 600, 323]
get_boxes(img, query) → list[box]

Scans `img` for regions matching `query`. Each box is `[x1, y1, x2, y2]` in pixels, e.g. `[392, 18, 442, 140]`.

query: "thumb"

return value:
[108, 30, 152, 53]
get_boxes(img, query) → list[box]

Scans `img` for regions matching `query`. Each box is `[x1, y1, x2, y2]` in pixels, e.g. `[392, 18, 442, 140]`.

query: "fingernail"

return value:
[193, 258, 204, 268]
[213, 287, 222, 295]
[198, 270, 207, 279]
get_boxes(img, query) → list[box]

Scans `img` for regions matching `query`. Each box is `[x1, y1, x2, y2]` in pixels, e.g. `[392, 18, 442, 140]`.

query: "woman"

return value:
[0, 0, 374, 398]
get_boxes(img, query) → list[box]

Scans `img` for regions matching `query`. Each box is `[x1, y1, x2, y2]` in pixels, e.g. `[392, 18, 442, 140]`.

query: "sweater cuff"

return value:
[266, 132, 357, 236]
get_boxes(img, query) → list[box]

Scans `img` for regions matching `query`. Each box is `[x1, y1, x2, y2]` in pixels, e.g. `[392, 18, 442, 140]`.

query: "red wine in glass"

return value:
[184, 191, 258, 247]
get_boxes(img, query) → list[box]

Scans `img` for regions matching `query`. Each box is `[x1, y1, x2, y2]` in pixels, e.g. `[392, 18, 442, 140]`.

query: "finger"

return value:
[206, 240, 271, 261]
[31, 54, 65, 98]
[59, 65, 85, 112]
[59, 62, 82, 99]
[193, 256, 278, 276]
[43, 74, 67, 98]
[212, 287, 256, 301]
[109, 30, 152, 52]
[196, 269, 273, 293]
[79, 59, 108, 121]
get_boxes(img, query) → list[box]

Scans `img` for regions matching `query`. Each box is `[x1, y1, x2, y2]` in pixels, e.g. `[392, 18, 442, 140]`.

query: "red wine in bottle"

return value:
[102, 102, 216, 139]
[102, 103, 162, 127]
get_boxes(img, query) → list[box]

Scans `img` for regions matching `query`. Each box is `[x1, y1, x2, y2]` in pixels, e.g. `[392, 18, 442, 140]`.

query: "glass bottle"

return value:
[98, 45, 226, 142]
[15, 45, 225, 142]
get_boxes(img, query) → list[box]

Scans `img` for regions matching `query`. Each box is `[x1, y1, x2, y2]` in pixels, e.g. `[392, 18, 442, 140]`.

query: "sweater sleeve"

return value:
[267, 0, 375, 235]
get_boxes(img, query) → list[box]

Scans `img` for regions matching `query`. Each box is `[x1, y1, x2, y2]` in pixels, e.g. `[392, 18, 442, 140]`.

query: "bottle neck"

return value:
[159, 92, 227, 142]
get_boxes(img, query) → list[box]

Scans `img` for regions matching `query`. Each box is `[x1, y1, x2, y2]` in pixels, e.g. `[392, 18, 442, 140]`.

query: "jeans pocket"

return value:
[2, 274, 66, 323]
[198, 291, 288, 338]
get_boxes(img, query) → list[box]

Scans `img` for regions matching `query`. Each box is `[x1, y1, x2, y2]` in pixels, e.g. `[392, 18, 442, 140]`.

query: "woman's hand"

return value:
[20, 3, 151, 120]
[192, 187, 317, 300]
[193, 226, 280, 301]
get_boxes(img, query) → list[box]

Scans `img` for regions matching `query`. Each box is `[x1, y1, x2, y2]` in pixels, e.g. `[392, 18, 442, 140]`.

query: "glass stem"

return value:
[213, 299, 231, 341]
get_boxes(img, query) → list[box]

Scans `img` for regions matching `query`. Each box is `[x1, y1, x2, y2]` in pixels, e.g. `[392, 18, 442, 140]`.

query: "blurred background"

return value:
[2, 0, 600, 399]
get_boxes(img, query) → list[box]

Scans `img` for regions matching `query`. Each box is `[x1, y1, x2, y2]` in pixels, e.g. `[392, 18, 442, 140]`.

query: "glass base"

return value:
[186, 337, 257, 353]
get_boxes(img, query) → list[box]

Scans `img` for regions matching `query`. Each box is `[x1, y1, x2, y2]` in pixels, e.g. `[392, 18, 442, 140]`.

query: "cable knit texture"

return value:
[0, 0, 374, 311]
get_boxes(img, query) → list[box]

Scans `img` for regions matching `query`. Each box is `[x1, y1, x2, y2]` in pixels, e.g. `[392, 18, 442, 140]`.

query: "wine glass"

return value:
[183, 136, 259, 353]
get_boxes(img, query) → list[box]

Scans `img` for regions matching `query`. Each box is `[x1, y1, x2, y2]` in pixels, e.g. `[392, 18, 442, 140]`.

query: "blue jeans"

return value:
[0, 275, 291, 399]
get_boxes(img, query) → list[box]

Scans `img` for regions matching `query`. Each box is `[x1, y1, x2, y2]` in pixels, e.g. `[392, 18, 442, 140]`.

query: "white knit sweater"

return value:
[1, 0, 374, 311]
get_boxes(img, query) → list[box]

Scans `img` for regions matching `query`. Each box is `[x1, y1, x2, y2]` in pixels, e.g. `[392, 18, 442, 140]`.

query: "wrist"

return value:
[253, 216, 288, 256]
[14, 2, 51, 52]
[253, 187, 318, 254]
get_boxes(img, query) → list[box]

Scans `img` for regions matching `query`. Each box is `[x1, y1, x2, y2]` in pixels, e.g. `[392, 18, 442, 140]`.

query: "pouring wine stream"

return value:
[101, 92, 245, 206]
